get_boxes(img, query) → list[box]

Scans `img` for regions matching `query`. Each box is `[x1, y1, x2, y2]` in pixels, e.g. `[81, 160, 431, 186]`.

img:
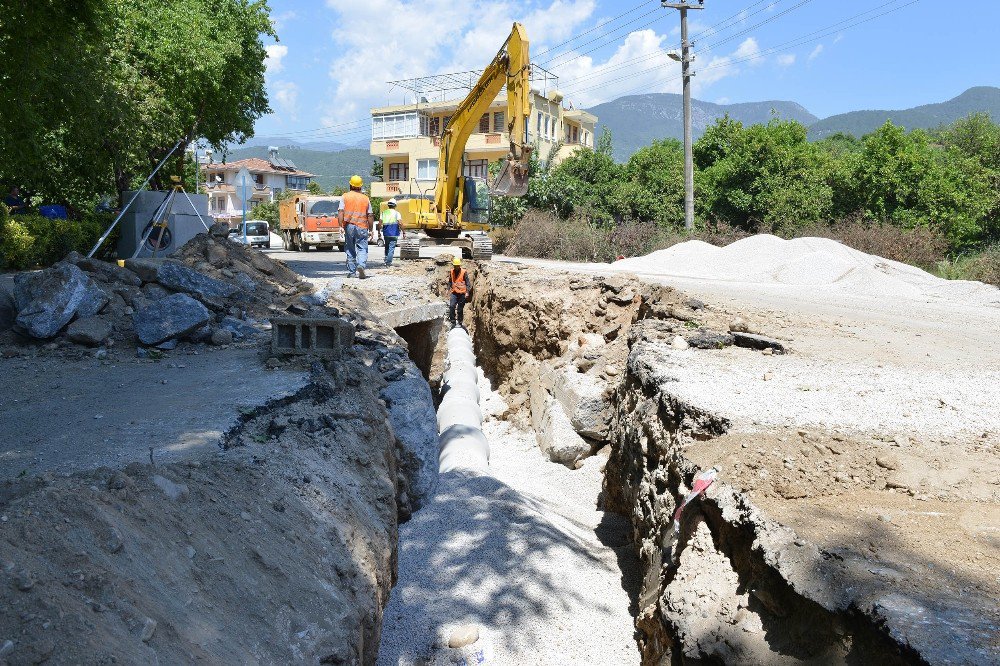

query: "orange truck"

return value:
[278, 194, 345, 251]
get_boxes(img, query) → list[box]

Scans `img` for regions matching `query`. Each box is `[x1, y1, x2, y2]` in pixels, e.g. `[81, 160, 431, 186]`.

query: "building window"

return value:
[493, 111, 505, 133]
[543, 116, 549, 139]
[287, 176, 309, 190]
[388, 162, 408, 181]
[417, 159, 438, 180]
[372, 112, 420, 140]
[463, 159, 488, 179]
[478, 114, 490, 133]
[212, 197, 225, 212]
[573, 126, 579, 143]
[429, 116, 440, 136]
[536, 112, 542, 135]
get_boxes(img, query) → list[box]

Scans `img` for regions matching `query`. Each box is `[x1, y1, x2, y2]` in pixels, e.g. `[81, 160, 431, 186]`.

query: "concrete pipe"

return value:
[444, 361, 478, 384]
[441, 377, 480, 403]
[437, 396, 484, 431]
[447, 346, 477, 366]
[438, 424, 490, 474]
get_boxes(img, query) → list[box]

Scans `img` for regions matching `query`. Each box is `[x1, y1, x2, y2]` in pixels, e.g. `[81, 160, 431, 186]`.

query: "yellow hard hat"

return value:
[452, 257, 462, 266]
[349, 175, 363, 188]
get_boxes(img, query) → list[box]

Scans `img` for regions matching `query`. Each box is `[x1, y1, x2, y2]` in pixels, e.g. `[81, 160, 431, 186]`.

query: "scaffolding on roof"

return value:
[387, 64, 558, 102]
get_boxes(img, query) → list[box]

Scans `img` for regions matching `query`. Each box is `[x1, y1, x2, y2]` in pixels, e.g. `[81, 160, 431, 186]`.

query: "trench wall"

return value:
[467, 262, 921, 665]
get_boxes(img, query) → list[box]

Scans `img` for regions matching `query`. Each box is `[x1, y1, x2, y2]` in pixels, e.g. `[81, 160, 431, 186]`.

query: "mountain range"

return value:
[589, 86, 1000, 160]
[232, 87, 1000, 174]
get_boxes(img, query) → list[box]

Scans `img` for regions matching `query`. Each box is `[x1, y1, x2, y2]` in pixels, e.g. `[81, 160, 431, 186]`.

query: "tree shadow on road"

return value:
[378, 470, 639, 664]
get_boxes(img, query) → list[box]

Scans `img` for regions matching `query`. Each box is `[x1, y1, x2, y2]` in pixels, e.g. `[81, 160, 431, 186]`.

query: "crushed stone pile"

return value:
[615, 235, 1000, 305]
[0, 224, 317, 354]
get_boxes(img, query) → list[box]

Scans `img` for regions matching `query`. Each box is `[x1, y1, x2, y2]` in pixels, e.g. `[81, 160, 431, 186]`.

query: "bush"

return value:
[506, 210, 606, 262]
[789, 216, 949, 270]
[935, 245, 1000, 286]
[489, 226, 516, 255]
[0, 211, 113, 270]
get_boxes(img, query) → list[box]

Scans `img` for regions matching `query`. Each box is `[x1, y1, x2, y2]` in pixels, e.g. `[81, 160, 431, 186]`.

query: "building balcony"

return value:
[371, 179, 437, 199]
[371, 132, 509, 158]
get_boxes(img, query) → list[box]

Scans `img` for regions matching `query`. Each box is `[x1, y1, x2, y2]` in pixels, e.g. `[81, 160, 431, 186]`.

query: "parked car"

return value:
[228, 220, 271, 248]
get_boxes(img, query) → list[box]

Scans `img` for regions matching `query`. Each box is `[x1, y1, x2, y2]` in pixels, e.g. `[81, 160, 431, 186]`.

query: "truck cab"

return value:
[279, 194, 345, 252]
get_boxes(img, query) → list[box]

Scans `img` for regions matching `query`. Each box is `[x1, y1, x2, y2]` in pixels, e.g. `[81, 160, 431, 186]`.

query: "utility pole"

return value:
[664, 1, 703, 230]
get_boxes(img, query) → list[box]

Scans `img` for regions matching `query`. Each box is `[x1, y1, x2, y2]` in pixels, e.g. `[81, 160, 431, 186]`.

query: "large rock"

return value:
[380, 363, 439, 509]
[76, 257, 142, 287]
[548, 366, 610, 440]
[529, 380, 592, 467]
[219, 315, 263, 340]
[132, 293, 211, 345]
[75, 282, 111, 318]
[67, 317, 113, 346]
[13, 263, 93, 338]
[123, 258, 163, 283]
[155, 260, 238, 306]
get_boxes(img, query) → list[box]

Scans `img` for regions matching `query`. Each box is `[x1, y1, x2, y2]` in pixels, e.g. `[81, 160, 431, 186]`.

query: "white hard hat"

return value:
[387, 198, 397, 207]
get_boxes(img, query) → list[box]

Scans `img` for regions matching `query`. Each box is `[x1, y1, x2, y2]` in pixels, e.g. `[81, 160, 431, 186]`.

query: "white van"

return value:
[229, 220, 271, 248]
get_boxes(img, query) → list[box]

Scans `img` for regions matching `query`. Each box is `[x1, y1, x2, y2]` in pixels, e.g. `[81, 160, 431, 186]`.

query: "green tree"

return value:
[695, 118, 833, 232]
[0, 0, 274, 210]
[307, 181, 324, 195]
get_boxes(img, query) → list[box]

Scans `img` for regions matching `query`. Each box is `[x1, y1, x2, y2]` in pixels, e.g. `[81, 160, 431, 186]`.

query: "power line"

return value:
[539, 7, 669, 68]
[532, 0, 657, 60]
[565, 0, 919, 102]
[554, 0, 783, 90]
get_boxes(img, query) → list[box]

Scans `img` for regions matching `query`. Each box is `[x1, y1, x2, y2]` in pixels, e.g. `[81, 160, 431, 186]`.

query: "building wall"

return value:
[370, 91, 598, 199]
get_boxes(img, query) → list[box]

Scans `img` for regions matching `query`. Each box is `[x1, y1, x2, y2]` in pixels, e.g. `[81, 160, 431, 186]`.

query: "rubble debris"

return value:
[685, 328, 735, 349]
[133, 294, 211, 345]
[11, 263, 96, 338]
[732, 332, 786, 354]
[66, 316, 113, 346]
[155, 260, 239, 307]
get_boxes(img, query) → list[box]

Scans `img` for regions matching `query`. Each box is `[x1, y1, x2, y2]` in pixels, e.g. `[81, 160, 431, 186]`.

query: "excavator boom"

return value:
[434, 22, 532, 212]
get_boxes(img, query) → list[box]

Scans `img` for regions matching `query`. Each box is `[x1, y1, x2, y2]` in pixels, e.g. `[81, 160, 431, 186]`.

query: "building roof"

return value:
[205, 157, 314, 178]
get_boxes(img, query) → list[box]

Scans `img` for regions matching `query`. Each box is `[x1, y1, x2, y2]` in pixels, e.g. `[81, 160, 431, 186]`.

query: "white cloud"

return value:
[777, 53, 796, 67]
[808, 44, 824, 61]
[265, 44, 288, 74]
[271, 80, 300, 118]
[271, 10, 298, 32]
[320, 0, 597, 126]
[833, 33, 844, 44]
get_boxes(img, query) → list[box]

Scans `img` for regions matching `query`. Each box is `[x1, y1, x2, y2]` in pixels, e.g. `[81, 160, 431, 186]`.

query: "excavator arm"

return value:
[434, 22, 531, 218]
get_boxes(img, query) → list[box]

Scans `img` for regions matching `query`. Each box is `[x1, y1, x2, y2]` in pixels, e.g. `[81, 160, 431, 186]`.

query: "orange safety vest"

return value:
[341, 190, 371, 230]
[450, 268, 468, 295]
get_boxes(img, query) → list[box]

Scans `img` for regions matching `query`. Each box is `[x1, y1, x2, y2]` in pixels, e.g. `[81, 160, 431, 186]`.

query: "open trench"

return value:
[377, 261, 923, 665]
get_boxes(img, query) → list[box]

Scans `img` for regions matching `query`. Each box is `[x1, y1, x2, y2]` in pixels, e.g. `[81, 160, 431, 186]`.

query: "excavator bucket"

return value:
[490, 158, 530, 197]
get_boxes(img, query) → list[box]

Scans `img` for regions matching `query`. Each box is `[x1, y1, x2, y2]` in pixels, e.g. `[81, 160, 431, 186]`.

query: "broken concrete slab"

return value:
[77, 257, 142, 287]
[66, 316, 113, 346]
[529, 380, 592, 467]
[381, 362, 440, 509]
[75, 281, 111, 318]
[123, 257, 163, 283]
[219, 315, 264, 340]
[546, 365, 610, 441]
[155, 260, 239, 306]
[133, 293, 211, 345]
[685, 329, 735, 349]
[12, 263, 94, 338]
[732, 332, 786, 354]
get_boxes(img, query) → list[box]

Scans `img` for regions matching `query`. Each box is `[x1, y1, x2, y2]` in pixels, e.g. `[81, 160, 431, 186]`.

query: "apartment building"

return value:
[369, 89, 597, 199]
[203, 147, 314, 222]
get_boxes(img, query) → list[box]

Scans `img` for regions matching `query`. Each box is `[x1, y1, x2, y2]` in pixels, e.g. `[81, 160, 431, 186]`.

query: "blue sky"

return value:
[256, 0, 999, 142]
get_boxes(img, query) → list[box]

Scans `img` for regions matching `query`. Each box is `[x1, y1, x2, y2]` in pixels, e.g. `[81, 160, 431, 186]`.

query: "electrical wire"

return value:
[532, 0, 657, 60]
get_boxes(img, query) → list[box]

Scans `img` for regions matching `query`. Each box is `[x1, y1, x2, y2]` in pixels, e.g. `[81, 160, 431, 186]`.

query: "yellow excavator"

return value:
[396, 22, 532, 261]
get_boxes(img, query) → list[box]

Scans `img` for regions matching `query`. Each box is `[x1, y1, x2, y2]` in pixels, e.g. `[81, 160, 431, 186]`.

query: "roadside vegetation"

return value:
[492, 113, 1000, 285]
[0, 0, 273, 271]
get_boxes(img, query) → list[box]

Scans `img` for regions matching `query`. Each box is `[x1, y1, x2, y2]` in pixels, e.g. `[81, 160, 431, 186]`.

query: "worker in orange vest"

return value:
[339, 175, 374, 278]
[447, 256, 472, 329]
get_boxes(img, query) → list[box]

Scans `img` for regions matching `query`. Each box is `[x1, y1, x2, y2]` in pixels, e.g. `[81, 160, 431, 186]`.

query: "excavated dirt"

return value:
[463, 257, 999, 665]
[0, 233, 442, 664]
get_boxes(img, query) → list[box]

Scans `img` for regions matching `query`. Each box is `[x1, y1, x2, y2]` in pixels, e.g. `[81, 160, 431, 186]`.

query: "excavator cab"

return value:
[461, 177, 491, 224]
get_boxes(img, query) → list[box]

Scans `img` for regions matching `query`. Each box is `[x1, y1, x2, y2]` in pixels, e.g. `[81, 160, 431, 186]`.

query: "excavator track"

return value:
[400, 237, 422, 260]
[470, 235, 493, 261]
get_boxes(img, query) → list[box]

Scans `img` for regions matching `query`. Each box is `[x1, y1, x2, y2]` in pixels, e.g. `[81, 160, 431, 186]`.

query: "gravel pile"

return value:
[378, 372, 639, 665]
[615, 235, 1000, 305]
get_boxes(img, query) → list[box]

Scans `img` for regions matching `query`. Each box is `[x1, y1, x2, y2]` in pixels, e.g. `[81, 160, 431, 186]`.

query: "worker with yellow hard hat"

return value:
[447, 256, 472, 329]
[339, 175, 373, 278]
